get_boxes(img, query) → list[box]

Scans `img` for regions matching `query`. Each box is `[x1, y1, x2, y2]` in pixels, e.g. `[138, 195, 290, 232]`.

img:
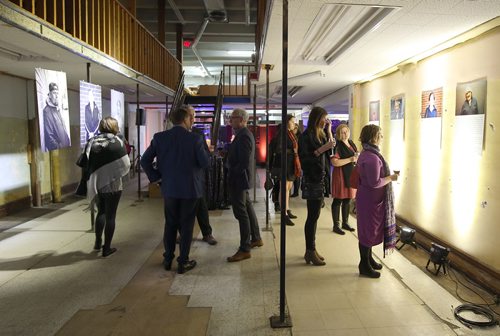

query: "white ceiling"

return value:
[0, 0, 499, 109]
[258, 0, 500, 109]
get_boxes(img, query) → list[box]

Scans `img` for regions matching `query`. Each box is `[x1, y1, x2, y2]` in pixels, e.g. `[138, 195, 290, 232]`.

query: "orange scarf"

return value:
[288, 130, 301, 177]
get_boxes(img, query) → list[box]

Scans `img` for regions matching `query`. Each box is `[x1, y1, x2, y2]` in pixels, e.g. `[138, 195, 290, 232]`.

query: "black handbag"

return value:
[75, 177, 87, 197]
[301, 179, 324, 200]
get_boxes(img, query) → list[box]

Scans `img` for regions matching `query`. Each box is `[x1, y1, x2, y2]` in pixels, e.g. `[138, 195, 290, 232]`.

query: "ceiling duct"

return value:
[203, 0, 228, 22]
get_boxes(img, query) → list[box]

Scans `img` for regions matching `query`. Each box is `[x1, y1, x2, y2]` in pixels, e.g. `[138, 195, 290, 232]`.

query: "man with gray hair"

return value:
[226, 108, 262, 262]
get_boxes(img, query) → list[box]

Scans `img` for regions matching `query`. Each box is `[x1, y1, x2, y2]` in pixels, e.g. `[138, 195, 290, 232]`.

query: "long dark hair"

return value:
[307, 106, 327, 143]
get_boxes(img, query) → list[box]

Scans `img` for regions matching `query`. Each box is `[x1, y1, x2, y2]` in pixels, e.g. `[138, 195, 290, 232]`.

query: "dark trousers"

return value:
[196, 197, 212, 236]
[331, 198, 351, 223]
[304, 199, 322, 250]
[163, 197, 199, 264]
[271, 177, 280, 204]
[95, 191, 122, 250]
[292, 177, 301, 195]
[230, 188, 261, 252]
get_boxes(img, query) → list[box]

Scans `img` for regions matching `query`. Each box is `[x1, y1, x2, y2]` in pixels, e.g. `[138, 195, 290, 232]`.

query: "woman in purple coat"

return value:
[355, 125, 399, 278]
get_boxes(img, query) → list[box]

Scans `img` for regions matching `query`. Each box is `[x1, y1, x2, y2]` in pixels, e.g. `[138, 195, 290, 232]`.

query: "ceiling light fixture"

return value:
[298, 4, 397, 65]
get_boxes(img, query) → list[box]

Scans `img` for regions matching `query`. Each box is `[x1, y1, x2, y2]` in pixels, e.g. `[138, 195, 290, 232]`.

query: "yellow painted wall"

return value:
[353, 27, 500, 270]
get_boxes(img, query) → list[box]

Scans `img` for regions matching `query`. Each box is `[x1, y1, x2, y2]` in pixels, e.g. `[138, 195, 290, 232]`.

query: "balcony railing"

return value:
[222, 64, 256, 97]
[8, 0, 181, 90]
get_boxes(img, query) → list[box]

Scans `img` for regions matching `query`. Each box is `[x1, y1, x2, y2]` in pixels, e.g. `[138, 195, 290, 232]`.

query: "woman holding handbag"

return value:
[330, 124, 358, 235]
[298, 107, 335, 266]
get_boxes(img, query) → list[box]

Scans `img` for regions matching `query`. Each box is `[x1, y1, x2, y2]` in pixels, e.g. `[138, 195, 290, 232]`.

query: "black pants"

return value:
[271, 177, 280, 204]
[230, 188, 261, 252]
[163, 197, 199, 264]
[196, 197, 212, 236]
[304, 199, 323, 250]
[292, 177, 301, 195]
[331, 198, 351, 223]
[95, 191, 122, 250]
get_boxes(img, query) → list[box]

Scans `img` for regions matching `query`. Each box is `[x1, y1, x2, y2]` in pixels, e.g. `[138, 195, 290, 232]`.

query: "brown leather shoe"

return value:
[250, 239, 264, 248]
[227, 250, 251, 262]
[202, 234, 218, 245]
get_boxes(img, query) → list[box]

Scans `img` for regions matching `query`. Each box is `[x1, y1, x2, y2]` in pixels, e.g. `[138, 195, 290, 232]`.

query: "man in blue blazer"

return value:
[226, 108, 262, 262]
[141, 105, 209, 274]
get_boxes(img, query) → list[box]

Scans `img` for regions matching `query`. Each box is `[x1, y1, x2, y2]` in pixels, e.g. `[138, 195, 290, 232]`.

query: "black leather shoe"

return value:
[290, 192, 299, 198]
[333, 226, 345, 235]
[287, 210, 297, 219]
[342, 223, 355, 232]
[102, 247, 117, 257]
[285, 216, 295, 226]
[163, 259, 173, 270]
[177, 260, 197, 274]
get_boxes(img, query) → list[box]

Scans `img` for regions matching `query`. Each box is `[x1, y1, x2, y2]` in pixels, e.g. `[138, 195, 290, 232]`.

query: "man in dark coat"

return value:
[226, 108, 262, 262]
[141, 105, 209, 274]
[43, 82, 70, 151]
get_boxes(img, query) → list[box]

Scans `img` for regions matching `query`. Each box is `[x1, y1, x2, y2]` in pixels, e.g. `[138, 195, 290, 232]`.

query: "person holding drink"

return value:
[355, 124, 399, 278]
[330, 123, 358, 235]
[298, 107, 335, 266]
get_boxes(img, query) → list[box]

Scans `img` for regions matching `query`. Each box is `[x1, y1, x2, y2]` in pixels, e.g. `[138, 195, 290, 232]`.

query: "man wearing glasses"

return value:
[226, 108, 262, 262]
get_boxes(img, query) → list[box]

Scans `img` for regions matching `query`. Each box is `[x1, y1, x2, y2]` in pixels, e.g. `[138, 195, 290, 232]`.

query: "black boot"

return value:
[358, 243, 380, 278]
[331, 201, 345, 235]
[341, 200, 355, 231]
[369, 247, 383, 270]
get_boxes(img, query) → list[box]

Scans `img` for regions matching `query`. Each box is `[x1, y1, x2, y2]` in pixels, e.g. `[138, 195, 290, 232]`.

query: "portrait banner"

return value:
[110, 89, 125, 134]
[79, 81, 103, 147]
[454, 78, 487, 155]
[35, 68, 71, 152]
[420, 87, 443, 149]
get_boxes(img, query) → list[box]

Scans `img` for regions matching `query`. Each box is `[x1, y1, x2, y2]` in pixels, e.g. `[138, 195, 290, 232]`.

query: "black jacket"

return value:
[299, 128, 329, 184]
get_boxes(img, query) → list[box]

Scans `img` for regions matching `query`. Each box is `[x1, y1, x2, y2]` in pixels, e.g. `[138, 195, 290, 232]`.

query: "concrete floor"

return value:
[0, 172, 498, 335]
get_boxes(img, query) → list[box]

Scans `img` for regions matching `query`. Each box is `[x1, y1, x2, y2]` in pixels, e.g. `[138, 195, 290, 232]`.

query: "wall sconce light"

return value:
[396, 226, 417, 250]
[426, 242, 450, 276]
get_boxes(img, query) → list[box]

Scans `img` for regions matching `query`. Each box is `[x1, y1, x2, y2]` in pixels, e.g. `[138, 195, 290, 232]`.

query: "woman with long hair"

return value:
[355, 124, 398, 278]
[298, 107, 335, 266]
[330, 124, 358, 235]
[84, 117, 130, 257]
[269, 114, 301, 225]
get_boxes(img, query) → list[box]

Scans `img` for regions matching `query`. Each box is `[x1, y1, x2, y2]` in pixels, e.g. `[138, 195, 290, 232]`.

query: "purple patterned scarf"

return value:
[362, 143, 396, 256]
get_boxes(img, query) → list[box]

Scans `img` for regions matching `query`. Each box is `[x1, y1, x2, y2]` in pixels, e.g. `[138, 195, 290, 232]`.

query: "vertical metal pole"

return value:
[136, 83, 143, 201]
[87, 62, 95, 230]
[253, 83, 257, 202]
[270, 0, 292, 329]
[264, 64, 271, 230]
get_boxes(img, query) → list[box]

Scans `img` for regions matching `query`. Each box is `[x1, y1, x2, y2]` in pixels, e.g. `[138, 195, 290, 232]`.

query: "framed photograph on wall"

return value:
[455, 78, 486, 116]
[35, 68, 71, 152]
[421, 87, 443, 118]
[369, 100, 380, 125]
[390, 95, 405, 120]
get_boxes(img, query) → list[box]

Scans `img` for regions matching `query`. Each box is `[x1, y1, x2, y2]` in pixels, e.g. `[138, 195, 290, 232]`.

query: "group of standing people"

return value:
[79, 104, 399, 281]
[270, 106, 399, 279]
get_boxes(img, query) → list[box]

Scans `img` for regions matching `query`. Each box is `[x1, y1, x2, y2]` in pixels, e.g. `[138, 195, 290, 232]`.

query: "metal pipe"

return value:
[265, 64, 271, 230]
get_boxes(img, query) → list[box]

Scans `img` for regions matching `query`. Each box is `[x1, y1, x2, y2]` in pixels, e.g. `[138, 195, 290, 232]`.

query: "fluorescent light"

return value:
[297, 4, 397, 64]
[227, 50, 254, 57]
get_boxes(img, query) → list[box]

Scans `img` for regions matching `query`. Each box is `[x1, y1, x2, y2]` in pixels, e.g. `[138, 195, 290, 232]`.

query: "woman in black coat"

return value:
[299, 107, 335, 266]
